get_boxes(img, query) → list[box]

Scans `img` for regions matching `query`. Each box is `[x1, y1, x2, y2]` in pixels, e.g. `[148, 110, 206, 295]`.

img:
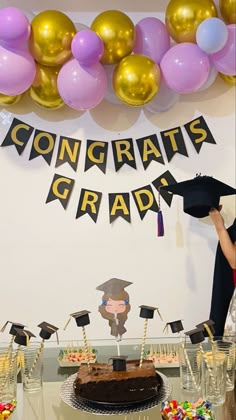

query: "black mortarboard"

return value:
[96, 278, 132, 295]
[167, 320, 184, 333]
[109, 355, 128, 371]
[161, 175, 236, 218]
[70, 310, 91, 327]
[38, 322, 59, 341]
[14, 328, 36, 346]
[139, 305, 158, 319]
[185, 328, 205, 344]
[0, 321, 26, 336]
[196, 320, 215, 337]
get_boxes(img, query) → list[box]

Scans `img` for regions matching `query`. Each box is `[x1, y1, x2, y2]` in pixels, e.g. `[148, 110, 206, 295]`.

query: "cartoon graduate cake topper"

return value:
[96, 278, 132, 354]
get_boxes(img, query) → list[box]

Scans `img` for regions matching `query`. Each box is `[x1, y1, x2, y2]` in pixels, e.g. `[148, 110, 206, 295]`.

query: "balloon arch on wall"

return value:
[0, 0, 235, 113]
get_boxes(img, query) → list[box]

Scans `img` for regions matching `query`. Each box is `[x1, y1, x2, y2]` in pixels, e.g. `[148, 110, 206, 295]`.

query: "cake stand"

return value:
[60, 371, 172, 415]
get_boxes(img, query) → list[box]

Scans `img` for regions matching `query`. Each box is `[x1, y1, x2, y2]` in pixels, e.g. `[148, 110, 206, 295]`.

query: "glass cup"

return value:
[201, 348, 227, 406]
[213, 339, 235, 391]
[179, 341, 202, 393]
[0, 346, 17, 402]
[22, 342, 43, 393]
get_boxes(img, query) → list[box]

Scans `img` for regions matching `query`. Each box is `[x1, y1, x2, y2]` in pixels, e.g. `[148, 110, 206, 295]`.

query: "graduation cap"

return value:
[64, 310, 91, 330]
[14, 328, 36, 346]
[96, 278, 132, 295]
[0, 321, 26, 336]
[139, 305, 159, 319]
[167, 320, 184, 334]
[196, 320, 215, 338]
[109, 355, 128, 371]
[161, 175, 236, 218]
[38, 322, 59, 341]
[185, 328, 205, 344]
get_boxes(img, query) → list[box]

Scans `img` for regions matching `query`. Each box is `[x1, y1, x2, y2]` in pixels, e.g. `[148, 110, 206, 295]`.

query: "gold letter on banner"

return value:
[109, 193, 131, 223]
[30, 130, 56, 165]
[76, 189, 102, 222]
[56, 136, 81, 171]
[112, 138, 136, 171]
[1, 117, 34, 155]
[136, 134, 164, 169]
[85, 140, 108, 173]
[160, 127, 188, 162]
[184, 116, 216, 153]
[46, 174, 75, 209]
[132, 185, 159, 220]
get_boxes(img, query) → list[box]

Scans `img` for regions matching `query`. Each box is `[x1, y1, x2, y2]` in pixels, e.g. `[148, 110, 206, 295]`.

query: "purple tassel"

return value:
[157, 210, 164, 237]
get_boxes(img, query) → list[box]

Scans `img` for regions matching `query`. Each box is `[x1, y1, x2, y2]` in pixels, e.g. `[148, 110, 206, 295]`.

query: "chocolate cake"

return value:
[73, 359, 161, 403]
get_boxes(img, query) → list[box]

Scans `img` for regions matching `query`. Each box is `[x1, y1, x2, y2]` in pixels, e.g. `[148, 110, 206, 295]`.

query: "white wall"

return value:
[0, 0, 235, 343]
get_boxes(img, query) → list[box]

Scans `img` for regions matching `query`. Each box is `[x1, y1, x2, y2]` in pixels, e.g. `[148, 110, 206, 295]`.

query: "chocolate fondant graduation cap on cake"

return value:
[0, 321, 26, 336]
[161, 175, 236, 218]
[38, 321, 59, 341]
[96, 278, 132, 295]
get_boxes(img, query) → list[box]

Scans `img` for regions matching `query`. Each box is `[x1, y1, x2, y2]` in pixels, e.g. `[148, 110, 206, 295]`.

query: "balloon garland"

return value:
[0, 1, 235, 112]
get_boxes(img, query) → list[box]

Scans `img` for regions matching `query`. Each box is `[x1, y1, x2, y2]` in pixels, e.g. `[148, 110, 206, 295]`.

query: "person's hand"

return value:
[209, 205, 225, 231]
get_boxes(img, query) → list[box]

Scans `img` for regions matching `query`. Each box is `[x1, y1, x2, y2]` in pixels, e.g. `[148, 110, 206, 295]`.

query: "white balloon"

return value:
[103, 65, 122, 105]
[145, 80, 179, 113]
[198, 63, 218, 92]
[75, 22, 89, 32]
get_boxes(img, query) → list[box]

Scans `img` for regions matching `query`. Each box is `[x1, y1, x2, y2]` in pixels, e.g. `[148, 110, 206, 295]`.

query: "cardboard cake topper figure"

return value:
[96, 278, 132, 340]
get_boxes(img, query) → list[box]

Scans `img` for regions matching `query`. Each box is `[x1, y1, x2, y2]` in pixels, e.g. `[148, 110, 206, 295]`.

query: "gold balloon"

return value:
[113, 54, 160, 106]
[29, 10, 76, 66]
[29, 63, 64, 109]
[91, 10, 135, 64]
[165, 0, 218, 43]
[0, 93, 23, 106]
[220, 0, 236, 24]
[219, 72, 236, 85]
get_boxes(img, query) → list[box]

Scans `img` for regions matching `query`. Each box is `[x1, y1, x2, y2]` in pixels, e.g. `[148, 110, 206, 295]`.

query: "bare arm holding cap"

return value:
[209, 206, 236, 269]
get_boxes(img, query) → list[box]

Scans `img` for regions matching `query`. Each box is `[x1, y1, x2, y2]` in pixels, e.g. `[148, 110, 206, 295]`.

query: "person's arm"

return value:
[209, 206, 236, 269]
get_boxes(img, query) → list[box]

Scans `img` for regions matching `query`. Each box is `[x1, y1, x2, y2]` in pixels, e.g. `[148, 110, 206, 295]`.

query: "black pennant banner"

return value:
[184, 116, 217, 153]
[112, 138, 136, 171]
[160, 126, 188, 162]
[84, 140, 108, 173]
[132, 184, 159, 220]
[109, 193, 131, 223]
[152, 170, 178, 207]
[136, 134, 164, 169]
[46, 174, 75, 209]
[76, 188, 102, 223]
[29, 129, 56, 165]
[1, 118, 34, 155]
[55, 136, 81, 171]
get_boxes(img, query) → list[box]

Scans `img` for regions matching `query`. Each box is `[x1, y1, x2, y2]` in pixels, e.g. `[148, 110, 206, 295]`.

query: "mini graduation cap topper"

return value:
[185, 328, 205, 344]
[0, 321, 26, 336]
[196, 319, 215, 337]
[139, 305, 162, 319]
[109, 355, 128, 371]
[161, 175, 236, 218]
[38, 321, 59, 341]
[68, 310, 91, 328]
[14, 328, 36, 346]
[96, 278, 132, 295]
[167, 320, 184, 334]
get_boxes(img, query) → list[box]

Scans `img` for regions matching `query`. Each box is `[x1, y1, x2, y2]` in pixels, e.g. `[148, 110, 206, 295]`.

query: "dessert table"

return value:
[5, 342, 236, 420]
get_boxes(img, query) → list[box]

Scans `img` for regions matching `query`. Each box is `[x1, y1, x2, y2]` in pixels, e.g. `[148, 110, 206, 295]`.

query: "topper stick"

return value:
[199, 343, 217, 388]
[180, 339, 198, 390]
[139, 318, 148, 368]
[25, 339, 45, 382]
[82, 326, 90, 371]
[0, 344, 21, 394]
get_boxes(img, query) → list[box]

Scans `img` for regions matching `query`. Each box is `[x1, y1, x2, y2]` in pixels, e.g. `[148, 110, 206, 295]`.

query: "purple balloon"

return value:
[211, 25, 236, 76]
[134, 17, 170, 64]
[71, 30, 104, 67]
[0, 7, 30, 44]
[57, 59, 107, 110]
[0, 45, 36, 95]
[160, 43, 210, 94]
